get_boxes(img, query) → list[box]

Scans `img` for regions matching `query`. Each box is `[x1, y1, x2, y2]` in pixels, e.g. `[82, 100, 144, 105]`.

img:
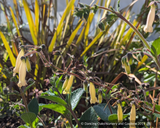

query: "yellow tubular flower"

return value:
[62, 76, 69, 91]
[117, 103, 123, 123]
[63, 75, 74, 94]
[17, 57, 27, 88]
[144, 2, 156, 33]
[130, 104, 136, 128]
[89, 82, 98, 104]
[98, 89, 102, 104]
[13, 46, 25, 76]
[26, 57, 31, 72]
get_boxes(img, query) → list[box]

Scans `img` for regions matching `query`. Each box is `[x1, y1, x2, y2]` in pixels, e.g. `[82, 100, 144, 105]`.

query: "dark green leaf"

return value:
[151, 45, 157, 56]
[71, 88, 84, 110]
[93, 103, 116, 122]
[28, 98, 39, 116]
[79, 3, 85, 8]
[80, 107, 98, 128]
[108, 114, 129, 123]
[74, 10, 84, 19]
[24, 81, 35, 93]
[21, 112, 36, 124]
[84, 10, 90, 21]
[105, 13, 118, 25]
[93, 5, 98, 14]
[98, 22, 105, 31]
[40, 95, 67, 106]
[39, 103, 68, 115]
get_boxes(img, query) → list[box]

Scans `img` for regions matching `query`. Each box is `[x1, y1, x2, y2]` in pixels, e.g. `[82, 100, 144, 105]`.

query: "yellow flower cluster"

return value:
[117, 101, 136, 128]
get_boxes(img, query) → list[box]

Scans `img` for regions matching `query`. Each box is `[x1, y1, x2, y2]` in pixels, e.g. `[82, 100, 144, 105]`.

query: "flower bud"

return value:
[121, 56, 131, 74]
[13, 47, 25, 76]
[117, 101, 123, 123]
[26, 57, 31, 72]
[17, 56, 27, 88]
[89, 82, 98, 104]
[83, 80, 88, 92]
[41, 44, 45, 49]
[63, 75, 74, 94]
[143, 2, 157, 33]
[127, 52, 133, 65]
[98, 89, 102, 104]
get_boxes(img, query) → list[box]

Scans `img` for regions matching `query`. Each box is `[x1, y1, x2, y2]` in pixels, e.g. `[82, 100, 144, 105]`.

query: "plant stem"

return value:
[20, 89, 33, 128]
[20, 89, 29, 112]
[68, 106, 82, 128]
[98, 6, 160, 70]
[20, 89, 46, 128]
[37, 116, 47, 128]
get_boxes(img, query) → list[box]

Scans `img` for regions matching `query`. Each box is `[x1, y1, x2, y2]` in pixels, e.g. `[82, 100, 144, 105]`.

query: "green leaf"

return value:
[18, 125, 30, 128]
[151, 38, 160, 56]
[105, 13, 117, 25]
[40, 96, 67, 106]
[80, 107, 98, 128]
[71, 88, 84, 110]
[151, 45, 157, 56]
[93, 103, 116, 122]
[48, 0, 76, 52]
[24, 81, 35, 93]
[39, 103, 68, 115]
[153, 113, 160, 118]
[0, 31, 16, 67]
[108, 114, 129, 123]
[28, 98, 39, 116]
[21, 112, 36, 124]
[98, 22, 105, 31]
[22, 0, 37, 45]
[93, 5, 98, 14]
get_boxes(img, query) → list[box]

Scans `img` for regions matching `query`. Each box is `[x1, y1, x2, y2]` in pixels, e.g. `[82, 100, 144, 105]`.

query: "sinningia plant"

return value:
[2, 0, 160, 128]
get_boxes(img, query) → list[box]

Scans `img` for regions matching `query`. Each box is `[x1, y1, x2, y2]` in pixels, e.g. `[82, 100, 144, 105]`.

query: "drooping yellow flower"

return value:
[62, 75, 69, 91]
[98, 89, 102, 104]
[130, 103, 136, 128]
[117, 103, 123, 123]
[13, 46, 25, 76]
[17, 56, 27, 88]
[89, 82, 98, 104]
[144, 2, 156, 33]
[63, 75, 74, 94]
[26, 56, 31, 72]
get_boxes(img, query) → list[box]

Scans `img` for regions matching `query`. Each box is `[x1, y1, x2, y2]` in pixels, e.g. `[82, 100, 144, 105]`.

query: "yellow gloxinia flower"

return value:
[89, 82, 98, 104]
[130, 103, 136, 128]
[143, 2, 156, 33]
[17, 57, 27, 88]
[62, 76, 69, 91]
[13, 46, 25, 76]
[63, 75, 74, 94]
[117, 103, 123, 123]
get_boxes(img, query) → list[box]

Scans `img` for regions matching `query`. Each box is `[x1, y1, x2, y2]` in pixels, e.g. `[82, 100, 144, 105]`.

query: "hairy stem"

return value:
[98, 6, 160, 69]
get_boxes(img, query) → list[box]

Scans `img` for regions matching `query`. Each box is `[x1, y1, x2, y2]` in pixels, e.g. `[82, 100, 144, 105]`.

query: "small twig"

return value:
[37, 116, 47, 128]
